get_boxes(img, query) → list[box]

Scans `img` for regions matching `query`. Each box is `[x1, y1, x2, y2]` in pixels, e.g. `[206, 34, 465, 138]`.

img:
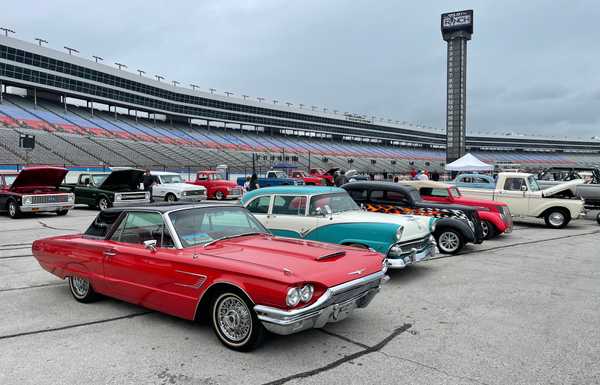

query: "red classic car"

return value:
[404, 180, 513, 239]
[187, 171, 243, 200]
[32, 204, 387, 351]
[0, 166, 75, 218]
[310, 168, 339, 186]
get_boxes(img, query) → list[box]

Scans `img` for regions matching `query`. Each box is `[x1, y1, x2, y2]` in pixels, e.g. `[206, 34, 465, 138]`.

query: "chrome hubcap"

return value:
[217, 296, 251, 342]
[549, 212, 565, 227]
[439, 232, 459, 252]
[481, 222, 489, 238]
[71, 276, 89, 297]
[8, 203, 16, 217]
[99, 199, 108, 210]
[167, 195, 175, 202]
[215, 192, 224, 200]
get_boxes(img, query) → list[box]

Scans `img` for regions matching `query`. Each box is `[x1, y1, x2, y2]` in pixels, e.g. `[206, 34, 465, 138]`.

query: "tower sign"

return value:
[441, 10, 473, 164]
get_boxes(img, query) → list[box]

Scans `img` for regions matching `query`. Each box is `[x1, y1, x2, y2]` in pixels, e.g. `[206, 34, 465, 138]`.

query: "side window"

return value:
[474, 177, 488, 184]
[384, 191, 410, 206]
[197, 174, 208, 181]
[246, 195, 271, 214]
[420, 188, 448, 198]
[504, 178, 526, 191]
[110, 212, 174, 248]
[369, 190, 385, 203]
[79, 174, 91, 185]
[347, 189, 367, 202]
[272, 195, 307, 216]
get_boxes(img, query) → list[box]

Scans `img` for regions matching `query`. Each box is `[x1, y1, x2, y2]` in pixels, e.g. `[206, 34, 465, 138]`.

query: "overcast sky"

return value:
[2, 1, 599, 139]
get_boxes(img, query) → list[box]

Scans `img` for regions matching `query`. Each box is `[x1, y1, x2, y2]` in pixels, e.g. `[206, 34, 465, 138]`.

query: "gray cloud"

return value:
[1, 0, 599, 138]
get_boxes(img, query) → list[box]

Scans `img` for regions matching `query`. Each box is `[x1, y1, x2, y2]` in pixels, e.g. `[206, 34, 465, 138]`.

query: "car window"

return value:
[92, 174, 108, 185]
[503, 178, 526, 191]
[370, 190, 385, 201]
[110, 211, 174, 248]
[420, 188, 449, 198]
[85, 210, 123, 237]
[246, 195, 272, 214]
[474, 177, 488, 184]
[3, 175, 16, 187]
[272, 195, 307, 216]
[309, 193, 358, 215]
[384, 191, 410, 205]
[347, 188, 367, 202]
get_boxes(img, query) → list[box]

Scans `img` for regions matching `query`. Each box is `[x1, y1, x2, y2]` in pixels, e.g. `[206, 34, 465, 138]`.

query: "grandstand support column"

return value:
[0, 80, 3, 103]
[90, 101, 94, 117]
[33, 88, 37, 108]
[63, 95, 67, 112]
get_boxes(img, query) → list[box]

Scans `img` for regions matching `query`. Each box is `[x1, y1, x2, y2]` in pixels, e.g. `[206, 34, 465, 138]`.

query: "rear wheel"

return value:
[210, 291, 264, 351]
[7, 200, 21, 219]
[481, 220, 497, 240]
[214, 191, 225, 200]
[68, 276, 100, 303]
[544, 209, 570, 229]
[435, 229, 465, 254]
[97, 197, 110, 211]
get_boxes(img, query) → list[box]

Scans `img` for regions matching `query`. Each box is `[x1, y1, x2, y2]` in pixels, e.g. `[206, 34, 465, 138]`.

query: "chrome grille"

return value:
[185, 190, 205, 196]
[120, 192, 147, 200]
[30, 194, 69, 204]
[397, 236, 430, 252]
[230, 188, 242, 195]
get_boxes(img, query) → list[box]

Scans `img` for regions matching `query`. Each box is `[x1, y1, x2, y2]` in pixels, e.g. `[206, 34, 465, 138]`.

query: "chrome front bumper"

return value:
[20, 202, 75, 212]
[180, 194, 207, 202]
[254, 270, 387, 336]
[386, 238, 437, 269]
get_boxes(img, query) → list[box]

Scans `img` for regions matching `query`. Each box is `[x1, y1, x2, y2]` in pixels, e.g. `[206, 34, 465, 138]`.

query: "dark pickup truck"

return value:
[61, 169, 150, 210]
[342, 181, 484, 254]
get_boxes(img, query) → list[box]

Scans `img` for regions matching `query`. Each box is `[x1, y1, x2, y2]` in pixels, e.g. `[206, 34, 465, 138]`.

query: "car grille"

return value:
[30, 194, 69, 204]
[397, 236, 431, 252]
[230, 188, 242, 195]
[121, 192, 147, 200]
[327, 279, 380, 305]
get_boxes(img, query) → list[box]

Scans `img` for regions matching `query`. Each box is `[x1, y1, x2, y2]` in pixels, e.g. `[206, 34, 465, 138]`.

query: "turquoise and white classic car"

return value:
[240, 186, 436, 269]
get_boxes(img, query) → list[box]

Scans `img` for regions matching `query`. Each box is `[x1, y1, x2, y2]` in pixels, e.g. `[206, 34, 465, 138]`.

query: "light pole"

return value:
[209, 88, 216, 94]
[190, 84, 200, 91]
[115, 62, 127, 70]
[257, 97, 264, 102]
[333, 110, 338, 114]
[0, 28, 15, 37]
[299, 104, 304, 109]
[34, 38, 48, 47]
[64, 46, 79, 55]
[273, 100, 278, 104]
[242, 94, 249, 100]
[311, 106, 317, 111]
[155, 75, 164, 82]
[172, 80, 180, 87]
[225, 91, 233, 97]
[137, 69, 145, 76]
[286, 102, 293, 107]
[92, 55, 103, 63]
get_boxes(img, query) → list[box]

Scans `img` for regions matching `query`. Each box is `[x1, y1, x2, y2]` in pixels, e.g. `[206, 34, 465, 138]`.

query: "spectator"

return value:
[393, 176, 399, 183]
[143, 169, 155, 202]
[248, 173, 260, 191]
[410, 168, 417, 179]
[243, 176, 251, 191]
[334, 169, 347, 187]
[431, 170, 440, 181]
[416, 170, 429, 181]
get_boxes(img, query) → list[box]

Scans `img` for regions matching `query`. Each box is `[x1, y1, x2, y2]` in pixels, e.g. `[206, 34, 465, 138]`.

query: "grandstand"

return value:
[0, 34, 599, 174]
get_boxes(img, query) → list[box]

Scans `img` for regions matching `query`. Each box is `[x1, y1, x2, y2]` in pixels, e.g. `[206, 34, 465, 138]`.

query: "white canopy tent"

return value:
[445, 153, 493, 172]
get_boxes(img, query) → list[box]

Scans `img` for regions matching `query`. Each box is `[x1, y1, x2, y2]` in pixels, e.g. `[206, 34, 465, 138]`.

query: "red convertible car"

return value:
[32, 204, 387, 351]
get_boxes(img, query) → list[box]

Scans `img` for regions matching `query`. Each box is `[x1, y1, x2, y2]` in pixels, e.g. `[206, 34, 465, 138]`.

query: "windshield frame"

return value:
[166, 206, 269, 249]
[527, 175, 541, 192]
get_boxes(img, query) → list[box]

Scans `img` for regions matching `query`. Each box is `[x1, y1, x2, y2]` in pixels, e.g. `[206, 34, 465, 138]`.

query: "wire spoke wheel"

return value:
[70, 276, 90, 299]
[216, 295, 252, 343]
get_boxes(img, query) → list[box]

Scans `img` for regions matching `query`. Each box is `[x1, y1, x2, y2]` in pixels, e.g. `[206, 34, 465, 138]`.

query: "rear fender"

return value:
[434, 218, 475, 243]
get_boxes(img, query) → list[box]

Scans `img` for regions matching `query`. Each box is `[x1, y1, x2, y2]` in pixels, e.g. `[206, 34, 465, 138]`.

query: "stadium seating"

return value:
[0, 94, 597, 173]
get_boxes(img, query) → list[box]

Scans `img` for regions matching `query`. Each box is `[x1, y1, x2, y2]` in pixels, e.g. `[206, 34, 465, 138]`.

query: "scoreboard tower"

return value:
[441, 10, 473, 164]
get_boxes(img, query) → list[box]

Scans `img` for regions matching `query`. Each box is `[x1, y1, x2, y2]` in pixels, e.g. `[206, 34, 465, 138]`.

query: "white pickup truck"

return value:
[150, 171, 207, 202]
[458, 172, 585, 228]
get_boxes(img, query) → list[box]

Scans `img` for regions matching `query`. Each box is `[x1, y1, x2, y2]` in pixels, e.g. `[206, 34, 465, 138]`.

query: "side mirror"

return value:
[520, 185, 528, 192]
[360, 203, 366, 211]
[144, 239, 157, 252]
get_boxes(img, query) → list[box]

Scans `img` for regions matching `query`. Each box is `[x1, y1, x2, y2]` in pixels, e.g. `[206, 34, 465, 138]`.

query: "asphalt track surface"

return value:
[1, 207, 599, 385]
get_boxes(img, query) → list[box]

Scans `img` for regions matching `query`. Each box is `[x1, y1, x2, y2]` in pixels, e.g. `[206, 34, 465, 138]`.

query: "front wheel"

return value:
[68, 276, 100, 303]
[435, 229, 465, 254]
[7, 200, 21, 219]
[214, 191, 225, 200]
[481, 220, 497, 240]
[596, 212, 600, 225]
[211, 291, 264, 351]
[165, 193, 177, 203]
[544, 209, 570, 229]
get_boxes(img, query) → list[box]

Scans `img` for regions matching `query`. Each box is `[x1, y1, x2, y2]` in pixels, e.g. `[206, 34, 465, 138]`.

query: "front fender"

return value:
[303, 222, 398, 254]
[478, 211, 507, 232]
[434, 218, 476, 243]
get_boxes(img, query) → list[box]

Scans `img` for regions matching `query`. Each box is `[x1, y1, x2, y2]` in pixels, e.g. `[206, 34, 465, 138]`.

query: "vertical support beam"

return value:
[90, 101, 94, 117]
[64, 95, 67, 113]
[0, 80, 3, 104]
[33, 88, 37, 108]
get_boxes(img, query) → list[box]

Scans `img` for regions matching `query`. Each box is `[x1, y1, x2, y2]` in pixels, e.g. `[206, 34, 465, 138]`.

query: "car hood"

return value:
[333, 210, 431, 239]
[100, 169, 144, 191]
[10, 167, 68, 191]
[542, 180, 584, 196]
[201, 235, 382, 287]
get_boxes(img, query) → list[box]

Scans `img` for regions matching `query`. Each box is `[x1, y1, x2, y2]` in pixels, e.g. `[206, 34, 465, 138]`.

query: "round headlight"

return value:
[300, 284, 314, 302]
[382, 259, 389, 274]
[115, 194, 121, 201]
[395, 225, 404, 241]
[286, 287, 301, 307]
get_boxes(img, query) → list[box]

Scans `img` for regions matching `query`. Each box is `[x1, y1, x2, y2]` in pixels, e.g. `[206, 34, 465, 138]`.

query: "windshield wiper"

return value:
[203, 232, 265, 247]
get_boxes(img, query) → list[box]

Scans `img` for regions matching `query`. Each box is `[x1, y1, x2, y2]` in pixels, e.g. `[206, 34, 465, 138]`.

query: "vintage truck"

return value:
[61, 168, 150, 210]
[451, 174, 497, 189]
[0, 167, 75, 218]
[537, 167, 600, 209]
[457, 172, 585, 228]
[270, 163, 326, 185]
[236, 170, 304, 189]
[187, 171, 243, 200]
[149, 171, 207, 202]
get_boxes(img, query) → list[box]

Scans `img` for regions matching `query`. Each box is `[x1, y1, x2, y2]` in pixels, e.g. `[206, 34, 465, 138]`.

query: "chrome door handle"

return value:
[103, 249, 117, 257]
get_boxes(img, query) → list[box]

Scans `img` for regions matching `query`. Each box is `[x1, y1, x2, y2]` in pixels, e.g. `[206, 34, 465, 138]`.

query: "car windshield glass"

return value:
[309, 192, 359, 215]
[528, 176, 541, 192]
[160, 174, 183, 184]
[92, 174, 108, 185]
[169, 207, 268, 248]
[272, 171, 287, 178]
[449, 187, 461, 197]
[4, 175, 16, 186]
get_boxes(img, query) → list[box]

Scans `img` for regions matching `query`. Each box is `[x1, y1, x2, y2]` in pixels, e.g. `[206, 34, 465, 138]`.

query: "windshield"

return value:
[527, 176, 541, 192]
[449, 187, 461, 197]
[92, 174, 108, 185]
[272, 171, 287, 178]
[4, 175, 16, 186]
[169, 207, 268, 248]
[160, 174, 183, 184]
[309, 192, 359, 215]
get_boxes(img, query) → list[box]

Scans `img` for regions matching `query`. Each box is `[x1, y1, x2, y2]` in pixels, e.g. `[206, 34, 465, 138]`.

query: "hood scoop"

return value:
[315, 251, 346, 261]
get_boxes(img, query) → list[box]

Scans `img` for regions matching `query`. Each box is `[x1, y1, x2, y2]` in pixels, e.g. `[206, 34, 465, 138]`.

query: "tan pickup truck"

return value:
[457, 172, 585, 228]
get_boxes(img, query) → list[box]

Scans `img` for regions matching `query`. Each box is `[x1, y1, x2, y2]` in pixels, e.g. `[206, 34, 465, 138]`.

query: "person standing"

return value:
[248, 173, 260, 191]
[143, 169, 155, 202]
[335, 169, 347, 187]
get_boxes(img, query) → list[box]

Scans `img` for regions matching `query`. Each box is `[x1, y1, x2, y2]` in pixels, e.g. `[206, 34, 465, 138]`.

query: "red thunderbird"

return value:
[32, 204, 387, 351]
